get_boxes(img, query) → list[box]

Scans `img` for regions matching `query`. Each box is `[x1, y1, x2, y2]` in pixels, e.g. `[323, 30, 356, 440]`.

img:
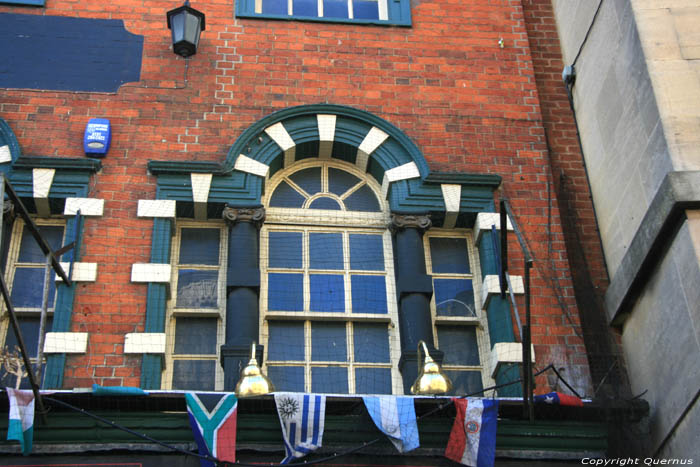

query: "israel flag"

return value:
[274, 393, 326, 464]
[363, 395, 419, 453]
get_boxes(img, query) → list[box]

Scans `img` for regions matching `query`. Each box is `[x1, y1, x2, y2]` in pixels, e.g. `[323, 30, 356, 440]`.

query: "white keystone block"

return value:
[191, 173, 213, 204]
[381, 162, 420, 198]
[43, 332, 89, 354]
[317, 114, 336, 141]
[131, 263, 171, 283]
[124, 333, 166, 354]
[234, 154, 269, 178]
[0, 145, 12, 163]
[473, 212, 514, 246]
[441, 184, 461, 229]
[55, 262, 97, 282]
[481, 274, 524, 310]
[264, 122, 295, 151]
[489, 342, 535, 378]
[138, 200, 176, 218]
[356, 127, 389, 172]
[32, 168, 55, 199]
[64, 198, 104, 216]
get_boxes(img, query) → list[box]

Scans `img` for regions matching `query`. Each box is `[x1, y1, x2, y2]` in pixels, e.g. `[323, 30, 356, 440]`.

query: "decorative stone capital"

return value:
[222, 206, 266, 228]
[390, 213, 431, 234]
[2, 199, 15, 224]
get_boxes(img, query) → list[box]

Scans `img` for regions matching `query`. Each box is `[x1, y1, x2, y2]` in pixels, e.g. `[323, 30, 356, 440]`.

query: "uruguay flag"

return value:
[6, 388, 35, 455]
[362, 396, 419, 453]
[445, 398, 498, 467]
[185, 392, 238, 467]
[275, 393, 326, 464]
[534, 392, 583, 407]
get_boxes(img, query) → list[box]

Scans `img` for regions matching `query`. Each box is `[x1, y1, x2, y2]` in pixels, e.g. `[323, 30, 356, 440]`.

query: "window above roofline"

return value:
[235, 0, 412, 26]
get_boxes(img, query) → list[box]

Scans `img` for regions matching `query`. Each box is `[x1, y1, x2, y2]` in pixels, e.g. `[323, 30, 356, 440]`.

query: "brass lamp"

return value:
[410, 341, 452, 395]
[235, 343, 275, 397]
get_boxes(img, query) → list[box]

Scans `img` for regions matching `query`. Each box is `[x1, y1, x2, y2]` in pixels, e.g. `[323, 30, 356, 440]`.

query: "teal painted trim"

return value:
[423, 172, 502, 187]
[235, 0, 411, 26]
[477, 230, 500, 278]
[486, 296, 516, 345]
[495, 362, 522, 397]
[13, 156, 101, 172]
[0, 0, 45, 6]
[44, 353, 66, 389]
[0, 118, 22, 177]
[148, 161, 224, 175]
[140, 354, 162, 390]
[141, 219, 173, 389]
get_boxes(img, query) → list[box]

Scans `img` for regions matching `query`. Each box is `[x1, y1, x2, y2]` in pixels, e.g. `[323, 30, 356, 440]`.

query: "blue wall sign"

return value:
[84, 119, 111, 157]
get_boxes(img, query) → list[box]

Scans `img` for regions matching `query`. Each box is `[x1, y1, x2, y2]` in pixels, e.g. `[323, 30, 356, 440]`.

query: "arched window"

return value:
[260, 160, 401, 394]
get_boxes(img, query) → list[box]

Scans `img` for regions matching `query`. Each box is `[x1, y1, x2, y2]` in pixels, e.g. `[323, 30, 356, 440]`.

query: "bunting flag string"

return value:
[275, 392, 326, 464]
[185, 392, 238, 467]
[445, 398, 498, 467]
[362, 395, 419, 453]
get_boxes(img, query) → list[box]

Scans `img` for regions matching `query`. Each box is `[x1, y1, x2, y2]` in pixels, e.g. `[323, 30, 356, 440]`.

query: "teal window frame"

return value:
[0, 0, 45, 6]
[235, 0, 412, 26]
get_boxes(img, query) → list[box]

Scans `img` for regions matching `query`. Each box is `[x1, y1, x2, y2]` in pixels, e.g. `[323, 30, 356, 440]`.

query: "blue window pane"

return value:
[353, 323, 389, 363]
[262, 0, 288, 15]
[312, 322, 346, 362]
[323, 0, 348, 18]
[434, 278, 475, 317]
[11, 268, 56, 308]
[328, 168, 360, 196]
[289, 167, 321, 196]
[353, 0, 379, 19]
[309, 233, 343, 270]
[438, 326, 480, 366]
[293, 0, 318, 16]
[349, 234, 384, 271]
[270, 181, 306, 208]
[268, 273, 304, 311]
[308, 197, 342, 210]
[176, 270, 218, 308]
[445, 370, 483, 397]
[268, 231, 303, 269]
[311, 367, 348, 393]
[172, 360, 215, 391]
[18, 225, 63, 263]
[174, 318, 218, 354]
[268, 321, 305, 361]
[4, 317, 51, 359]
[351, 275, 387, 314]
[343, 184, 380, 212]
[429, 237, 470, 274]
[355, 368, 391, 394]
[309, 274, 345, 312]
[179, 228, 219, 265]
[267, 366, 305, 392]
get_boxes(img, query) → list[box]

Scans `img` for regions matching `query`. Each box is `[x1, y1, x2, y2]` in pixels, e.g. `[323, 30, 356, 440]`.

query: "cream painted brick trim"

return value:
[55, 262, 97, 282]
[124, 333, 166, 354]
[381, 162, 420, 198]
[441, 184, 461, 229]
[489, 342, 535, 378]
[0, 145, 12, 163]
[33, 168, 55, 216]
[283, 147, 296, 168]
[131, 263, 171, 283]
[356, 127, 389, 172]
[235, 154, 269, 178]
[264, 122, 295, 151]
[473, 212, 514, 245]
[481, 274, 524, 310]
[317, 114, 336, 141]
[138, 200, 177, 218]
[43, 332, 89, 354]
[191, 173, 213, 203]
[64, 198, 104, 216]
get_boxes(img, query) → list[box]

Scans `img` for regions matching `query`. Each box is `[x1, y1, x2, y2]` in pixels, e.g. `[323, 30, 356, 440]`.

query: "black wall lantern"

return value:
[166, 0, 206, 58]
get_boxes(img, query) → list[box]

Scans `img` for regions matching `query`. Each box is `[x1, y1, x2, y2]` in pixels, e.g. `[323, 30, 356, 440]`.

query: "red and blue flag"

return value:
[185, 392, 238, 467]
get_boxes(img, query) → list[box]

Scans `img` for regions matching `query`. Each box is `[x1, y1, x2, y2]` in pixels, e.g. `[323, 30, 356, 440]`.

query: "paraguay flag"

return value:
[275, 392, 326, 464]
[362, 395, 419, 453]
[445, 398, 498, 467]
[6, 388, 35, 455]
[185, 392, 238, 467]
[534, 392, 583, 407]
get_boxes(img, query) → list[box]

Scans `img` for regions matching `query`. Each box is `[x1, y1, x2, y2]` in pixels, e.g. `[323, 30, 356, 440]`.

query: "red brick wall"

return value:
[1, 0, 592, 392]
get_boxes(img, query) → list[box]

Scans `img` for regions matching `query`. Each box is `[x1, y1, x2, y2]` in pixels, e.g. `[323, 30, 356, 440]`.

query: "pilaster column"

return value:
[390, 213, 443, 394]
[220, 206, 265, 391]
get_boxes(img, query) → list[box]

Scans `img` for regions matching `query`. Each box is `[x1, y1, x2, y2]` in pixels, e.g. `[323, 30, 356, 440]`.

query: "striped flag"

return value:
[445, 398, 498, 467]
[362, 395, 419, 453]
[6, 388, 35, 455]
[185, 392, 238, 467]
[275, 392, 326, 464]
